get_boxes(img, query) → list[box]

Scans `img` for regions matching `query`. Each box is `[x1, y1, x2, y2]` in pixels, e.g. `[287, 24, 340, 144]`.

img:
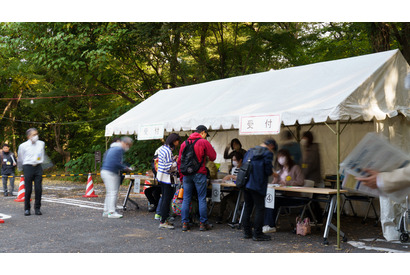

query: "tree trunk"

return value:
[369, 22, 391, 52]
[53, 124, 71, 167]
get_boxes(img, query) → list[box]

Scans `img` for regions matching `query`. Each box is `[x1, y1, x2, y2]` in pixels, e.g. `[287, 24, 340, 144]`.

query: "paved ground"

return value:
[1, 179, 409, 254]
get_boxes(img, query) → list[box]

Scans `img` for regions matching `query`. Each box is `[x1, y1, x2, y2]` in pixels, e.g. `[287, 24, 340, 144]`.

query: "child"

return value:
[1, 144, 17, 196]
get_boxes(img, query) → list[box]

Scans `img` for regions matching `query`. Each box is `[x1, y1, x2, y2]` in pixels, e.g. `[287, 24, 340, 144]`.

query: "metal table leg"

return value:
[122, 179, 139, 211]
[232, 189, 243, 223]
[323, 195, 347, 245]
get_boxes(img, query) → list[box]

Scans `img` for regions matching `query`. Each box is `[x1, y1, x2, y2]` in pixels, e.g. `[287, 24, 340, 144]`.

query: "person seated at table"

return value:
[224, 138, 247, 166]
[146, 144, 163, 214]
[263, 148, 304, 233]
[216, 151, 244, 224]
[279, 130, 302, 165]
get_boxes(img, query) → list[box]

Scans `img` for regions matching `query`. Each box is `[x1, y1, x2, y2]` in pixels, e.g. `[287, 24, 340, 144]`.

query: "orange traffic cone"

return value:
[83, 173, 98, 198]
[141, 180, 151, 194]
[14, 176, 31, 202]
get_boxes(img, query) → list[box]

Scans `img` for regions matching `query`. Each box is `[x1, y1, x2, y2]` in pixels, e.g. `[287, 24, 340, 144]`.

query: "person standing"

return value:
[101, 136, 133, 219]
[1, 144, 17, 196]
[224, 138, 247, 167]
[17, 128, 45, 216]
[242, 139, 276, 241]
[279, 130, 302, 165]
[157, 133, 181, 229]
[177, 125, 216, 231]
[300, 131, 322, 186]
[300, 131, 324, 223]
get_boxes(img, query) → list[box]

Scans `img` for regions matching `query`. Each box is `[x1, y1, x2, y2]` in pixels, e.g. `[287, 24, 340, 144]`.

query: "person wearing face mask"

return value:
[157, 133, 181, 229]
[101, 136, 134, 218]
[263, 148, 304, 234]
[216, 151, 244, 224]
[224, 138, 247, 167]
[17, 128, 46, 216]
[242, 139, 277, 241]
[279, 130, 302, 165]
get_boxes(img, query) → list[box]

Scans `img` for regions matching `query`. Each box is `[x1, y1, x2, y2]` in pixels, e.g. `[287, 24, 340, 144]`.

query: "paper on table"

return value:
[340, 132, 410, 196]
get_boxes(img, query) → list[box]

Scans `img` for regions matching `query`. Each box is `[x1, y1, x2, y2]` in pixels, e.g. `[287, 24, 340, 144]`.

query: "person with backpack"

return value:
[157, 133, 181, 229]
[177, 125, 216, 231]
[1, 144, 17, 196]
[242, 139, 277, 241]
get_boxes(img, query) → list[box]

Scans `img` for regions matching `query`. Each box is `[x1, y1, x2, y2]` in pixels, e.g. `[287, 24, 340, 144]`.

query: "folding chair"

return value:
[342, 193, 379, 224]
[275, 180, 318, 228]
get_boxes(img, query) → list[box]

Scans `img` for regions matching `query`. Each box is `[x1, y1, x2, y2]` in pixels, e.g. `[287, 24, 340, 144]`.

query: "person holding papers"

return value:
[356, 165, 410, 194]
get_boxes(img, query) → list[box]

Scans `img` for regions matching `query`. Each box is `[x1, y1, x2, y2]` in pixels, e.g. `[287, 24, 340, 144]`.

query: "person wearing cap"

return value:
[1, 144, 17, 196]
[241, 138, 277, 241]
[17, 128, 46, 216]
[177, 125, 217, 231]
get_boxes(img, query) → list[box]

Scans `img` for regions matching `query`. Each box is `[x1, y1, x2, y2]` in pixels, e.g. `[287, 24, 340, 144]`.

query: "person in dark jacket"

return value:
[1, 144, 17, 196]
[242, 138, 277, 241]
[301, 131, 322, 185]
[301, 131, 324, 223]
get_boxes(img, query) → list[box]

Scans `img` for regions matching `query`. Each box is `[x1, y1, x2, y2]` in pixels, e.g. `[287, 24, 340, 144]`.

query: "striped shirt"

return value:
[156, 145, 175, 184]
[231, 166, 240, 176]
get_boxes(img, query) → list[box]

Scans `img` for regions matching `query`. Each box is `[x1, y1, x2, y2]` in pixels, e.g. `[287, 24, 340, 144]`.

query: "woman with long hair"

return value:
[263, 148, 304, 233]
[157, 133, 181, 229]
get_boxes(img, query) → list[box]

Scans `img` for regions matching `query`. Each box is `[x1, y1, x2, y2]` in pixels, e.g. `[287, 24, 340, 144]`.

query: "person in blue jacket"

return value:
[101, 136, 133, 219]
[242, 138, 277, 241]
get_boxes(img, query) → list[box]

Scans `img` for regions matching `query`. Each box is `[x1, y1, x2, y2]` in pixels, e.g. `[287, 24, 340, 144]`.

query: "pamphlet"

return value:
[340, 132, 410, 197]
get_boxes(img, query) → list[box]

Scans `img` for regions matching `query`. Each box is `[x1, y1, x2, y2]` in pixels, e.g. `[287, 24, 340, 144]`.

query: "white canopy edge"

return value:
[105, 49, 409, 136]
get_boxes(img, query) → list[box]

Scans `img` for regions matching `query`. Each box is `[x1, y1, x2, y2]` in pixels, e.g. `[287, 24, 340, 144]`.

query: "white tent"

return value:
[105, 49, 410, 243]
[105, 49, 409, 136]
[105, 48, 409, 175]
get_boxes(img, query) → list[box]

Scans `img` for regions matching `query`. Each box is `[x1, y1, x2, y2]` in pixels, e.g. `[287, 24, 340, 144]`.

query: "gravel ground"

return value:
[1, 179, 409, 254]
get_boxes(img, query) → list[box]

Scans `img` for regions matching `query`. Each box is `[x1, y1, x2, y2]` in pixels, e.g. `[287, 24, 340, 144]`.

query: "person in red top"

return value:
[177, 125, 217, 231]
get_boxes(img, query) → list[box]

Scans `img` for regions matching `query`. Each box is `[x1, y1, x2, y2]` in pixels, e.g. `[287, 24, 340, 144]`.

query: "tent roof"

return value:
[105, 49, 410, 136]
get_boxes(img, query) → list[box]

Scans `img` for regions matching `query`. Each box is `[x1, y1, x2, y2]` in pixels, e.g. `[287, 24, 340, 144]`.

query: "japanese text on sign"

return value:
[138, 123, 165, 140]
[239, 114, 281, 135]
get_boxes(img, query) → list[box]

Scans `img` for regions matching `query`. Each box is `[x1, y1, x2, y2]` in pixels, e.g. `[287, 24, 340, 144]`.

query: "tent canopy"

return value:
[105, 49, 409, 136]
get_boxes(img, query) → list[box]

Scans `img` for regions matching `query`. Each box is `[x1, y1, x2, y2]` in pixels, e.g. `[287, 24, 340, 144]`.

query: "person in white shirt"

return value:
[17, 128, 45, 216]
[356, 165, 410, 194]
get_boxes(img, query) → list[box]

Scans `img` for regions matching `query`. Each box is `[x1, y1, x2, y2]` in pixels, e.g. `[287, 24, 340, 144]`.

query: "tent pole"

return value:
[336, 120, 341, 250]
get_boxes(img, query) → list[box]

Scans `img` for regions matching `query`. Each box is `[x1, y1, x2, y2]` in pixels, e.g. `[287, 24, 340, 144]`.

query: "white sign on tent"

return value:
[239, 114, 281, 135]
[137, 123, 164, 140]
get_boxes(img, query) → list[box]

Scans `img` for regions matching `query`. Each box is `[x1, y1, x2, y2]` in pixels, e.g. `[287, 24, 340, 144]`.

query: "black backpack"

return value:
[180, 138, 204, 176]
[235, 149, 254, 189]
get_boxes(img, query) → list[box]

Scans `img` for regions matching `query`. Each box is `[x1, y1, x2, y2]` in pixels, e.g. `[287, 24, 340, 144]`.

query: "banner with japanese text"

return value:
[239, 114, 281, 135]
[137, 123, 165, 140]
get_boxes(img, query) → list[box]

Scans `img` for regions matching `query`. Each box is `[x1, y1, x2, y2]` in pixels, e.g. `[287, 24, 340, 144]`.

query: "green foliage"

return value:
[1, 22, 409, 179]
[64, 144, 105, 174]
[125, 139, 163, 173]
